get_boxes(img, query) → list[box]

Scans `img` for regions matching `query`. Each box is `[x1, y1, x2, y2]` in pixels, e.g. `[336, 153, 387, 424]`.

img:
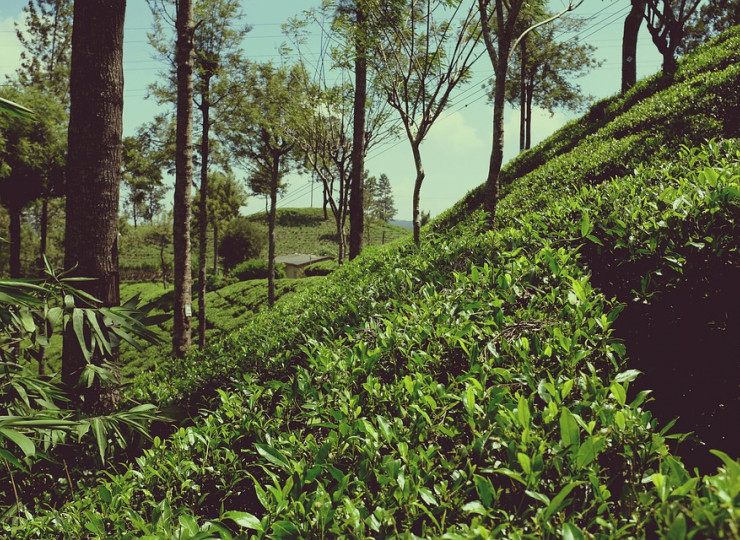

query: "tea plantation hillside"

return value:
[6, 29, 739, 538]
[119, 207, 408, 280]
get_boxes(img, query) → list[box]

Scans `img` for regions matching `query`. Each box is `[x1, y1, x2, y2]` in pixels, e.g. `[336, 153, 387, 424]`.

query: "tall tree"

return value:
[192, 0, 248, 347]
[643, 0, 701, 74]
[171, 0, 196, 357]
[622, 0, 647, 92]
[477, 0, 581, 227]
[365, 172, 396, 223]
[224, 63, 306, 306]
[678, 0, 740, 54]
[504, 15, 599, 151]
[121, 134, 168, 227]
[0, 86, 66, 277]
[191, 170, 247, 275]
[13, 0, 73, 101]
[371, 0, 482, 244]
[63, 0, 126, 409]
[347, 0, 368, 260]
[291, 80, 390, 263]
[13, 0, 73, 266]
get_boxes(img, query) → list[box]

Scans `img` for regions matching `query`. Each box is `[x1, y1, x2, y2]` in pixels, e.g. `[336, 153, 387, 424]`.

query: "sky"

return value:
[0, 0, 664, 221]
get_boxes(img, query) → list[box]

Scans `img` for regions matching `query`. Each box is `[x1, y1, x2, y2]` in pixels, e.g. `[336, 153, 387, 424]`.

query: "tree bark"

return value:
[411, 141, 425, 245]
[519, 37, 526, 152]
[9, 205, 22, 278]
[484, 54, 509, 228]
[267, 151, 278, 307]
[212, 222, 219, 275]
[172, 0, 195, 357]
[39, 194, 48, 269]
[622, 0, 645, 93]
[348, 1, 367, 260]
[197, 76, 211, 348]
[63, 0, 125, 408]
[525, 77, 533, 150]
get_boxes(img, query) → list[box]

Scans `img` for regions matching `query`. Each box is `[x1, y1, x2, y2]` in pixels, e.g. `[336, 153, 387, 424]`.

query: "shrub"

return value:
[303, 259, 338, 276]
[230, 258, 285, 281]
[218, 217, 265, 271]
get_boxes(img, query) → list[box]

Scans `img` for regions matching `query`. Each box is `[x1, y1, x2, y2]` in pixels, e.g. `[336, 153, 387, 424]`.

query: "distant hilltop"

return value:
[390, 219, 413, 230]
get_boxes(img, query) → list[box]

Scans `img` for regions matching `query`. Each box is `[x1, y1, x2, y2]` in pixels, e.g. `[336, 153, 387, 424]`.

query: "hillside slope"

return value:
[7, 29, 739, 538]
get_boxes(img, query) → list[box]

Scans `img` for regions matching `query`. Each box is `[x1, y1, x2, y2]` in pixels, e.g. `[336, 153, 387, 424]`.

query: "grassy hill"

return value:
[8, 29, 740, 538]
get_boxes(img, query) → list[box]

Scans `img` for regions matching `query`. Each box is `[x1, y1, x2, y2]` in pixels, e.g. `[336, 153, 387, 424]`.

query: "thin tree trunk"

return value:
[525, 81, 533, 150]
[411, 141, 425, 245]
[39, 195, 48, 269]
[348, 1, 367, 260]
[172, 0, 195, 357]
[267, 152, 278, 307]
[622, 0, 645, 93]
[519, 37, 526, 152]
[212, 222, 219, 275]
[323, 185, 328, 221]
[197, 79, 211, 348]
[9, 205, 22, 278]
[484, 56, 509, 228]
[63, 0, 125, 411]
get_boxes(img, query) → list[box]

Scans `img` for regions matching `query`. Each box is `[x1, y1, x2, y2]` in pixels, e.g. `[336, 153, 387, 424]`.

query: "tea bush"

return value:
[4, 28, 739, 539]
[7, 139, 737, 538]
[230, 259, 286, 281]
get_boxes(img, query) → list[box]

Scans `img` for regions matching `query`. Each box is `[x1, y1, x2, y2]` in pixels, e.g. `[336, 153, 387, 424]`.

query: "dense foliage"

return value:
[3, 26, 739, 539]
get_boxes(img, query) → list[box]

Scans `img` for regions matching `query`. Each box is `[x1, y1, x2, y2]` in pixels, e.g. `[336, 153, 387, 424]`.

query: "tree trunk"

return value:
[9, 205, 22, 278]
[63, 0, 125, 410]
[212, 221, 219, 275]
[39, 194, 48, 270]
[622, 0, 645, 93]
[267, 152, 278, 307]
[484, 55, 509, 228]
[197, 78, 211, 348]
[519, 37, 526, 152]
[323, 184, 328, 221]
[411, 141, 425, 245]
[525, 80, 533, 150]
[160, 236, 167, 288]
[172, 0, 195, 357]
[348, 1, 367, 260]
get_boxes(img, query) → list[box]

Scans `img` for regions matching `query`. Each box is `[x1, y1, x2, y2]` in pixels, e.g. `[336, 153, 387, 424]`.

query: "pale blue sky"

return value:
[0, 1, 663, 220]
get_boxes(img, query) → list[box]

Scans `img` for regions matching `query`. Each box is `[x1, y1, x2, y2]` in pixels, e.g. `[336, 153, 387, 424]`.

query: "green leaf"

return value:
[517, 395, 530, 427]
[666, 513, 686, 540]
[0, 96, 35, 119]
[580, 213, 592, 237]
[376, 415, 393, 443]
[72, 309, 92, 362]
[614, 369, 641, 383]
[98, 485, 112, 504]
[418, 486, 437, 506]
[544, 481, 582, 521]
[610, 382, 626, 406]
[222, 511, 263, 531]
[272, 520, 299, 537]
[92, 418, 107, 462]
[20, 310, 36, 333]
[575, 437, 604, 469]
[517, 452, 531, 475]
[562, 523, 586, 540]
[461, 501, 487, 515]
[559, 408, 580, 449]
[0, 428, 35, 457]
[178, 514, 200, 536]
[255, 442, 291, 471]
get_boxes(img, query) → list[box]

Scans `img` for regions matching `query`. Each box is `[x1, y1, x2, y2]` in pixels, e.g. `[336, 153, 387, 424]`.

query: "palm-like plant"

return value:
[0, 97, 34, 120]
